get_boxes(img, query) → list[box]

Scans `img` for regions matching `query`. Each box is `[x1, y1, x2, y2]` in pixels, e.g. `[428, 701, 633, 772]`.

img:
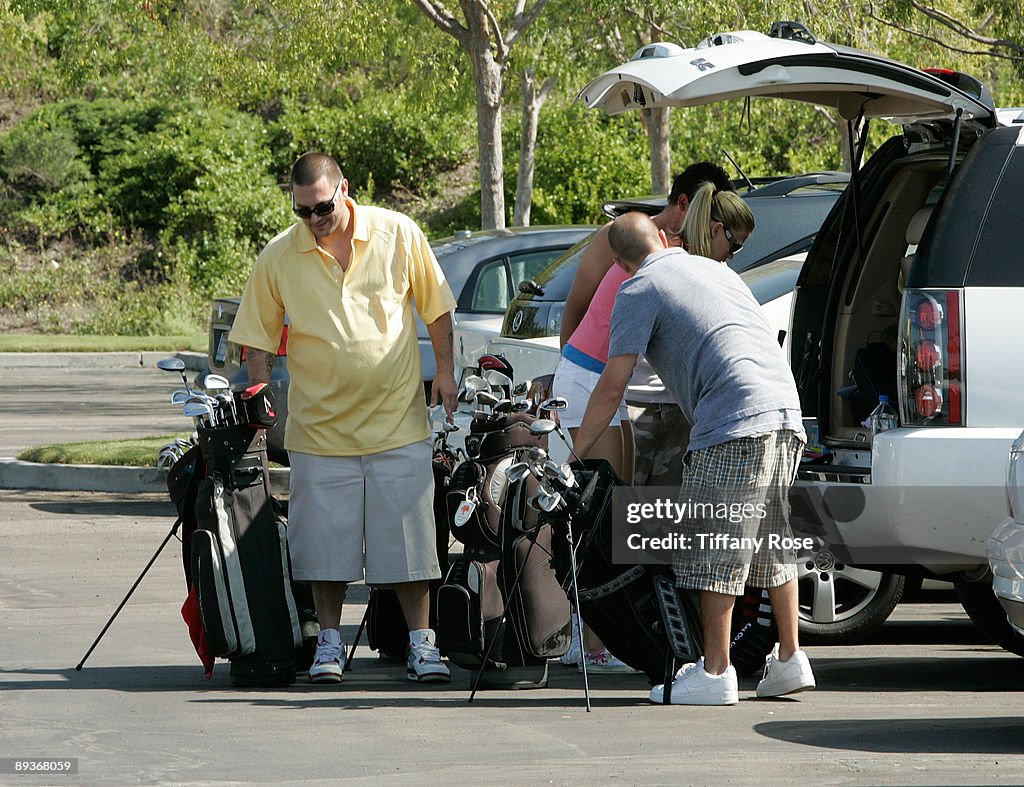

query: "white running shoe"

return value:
[308, 628, 345, 684]
[756, 643, 815, 698]
[407, 629, 451, 684]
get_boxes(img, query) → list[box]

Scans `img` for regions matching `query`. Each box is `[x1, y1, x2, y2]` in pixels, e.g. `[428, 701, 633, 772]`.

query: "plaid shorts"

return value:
[673, 430, 804, 596]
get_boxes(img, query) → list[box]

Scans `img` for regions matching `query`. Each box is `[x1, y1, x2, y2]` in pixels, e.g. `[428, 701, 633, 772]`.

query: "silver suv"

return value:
[582, 22, 1024, 654]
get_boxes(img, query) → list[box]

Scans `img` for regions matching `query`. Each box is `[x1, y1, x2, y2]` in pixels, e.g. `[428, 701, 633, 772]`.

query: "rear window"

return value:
[964, 145, 1024, 286]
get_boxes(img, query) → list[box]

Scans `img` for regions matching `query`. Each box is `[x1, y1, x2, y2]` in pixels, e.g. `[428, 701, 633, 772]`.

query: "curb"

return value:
[0, 351, 207, 370]
[0, 457, 290, 495]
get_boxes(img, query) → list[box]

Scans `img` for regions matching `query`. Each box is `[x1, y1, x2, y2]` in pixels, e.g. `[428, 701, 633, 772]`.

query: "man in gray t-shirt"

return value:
[573, 212, 815, 706]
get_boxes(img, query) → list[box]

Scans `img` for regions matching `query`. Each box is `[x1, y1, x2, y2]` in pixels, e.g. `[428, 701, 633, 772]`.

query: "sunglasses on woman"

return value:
[292, 180, 342, 219]
[723, 225, 744, 253]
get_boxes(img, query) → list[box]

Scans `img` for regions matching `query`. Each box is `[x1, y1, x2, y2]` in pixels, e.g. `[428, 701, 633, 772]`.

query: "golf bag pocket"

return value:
[191, 476, 256, 659]
[448, 459, 511, 550]
[436, 556, 505, 669]
[503, 524, 571, 658]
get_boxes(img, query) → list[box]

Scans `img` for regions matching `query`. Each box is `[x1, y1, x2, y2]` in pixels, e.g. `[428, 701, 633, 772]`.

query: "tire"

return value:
[955, 573, 1024, 657]
[796, 551, 904, 643]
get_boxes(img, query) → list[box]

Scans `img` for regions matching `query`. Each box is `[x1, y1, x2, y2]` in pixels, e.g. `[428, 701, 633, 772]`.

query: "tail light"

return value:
[899, 289, 963, 425]
[240, 325, 289, 362]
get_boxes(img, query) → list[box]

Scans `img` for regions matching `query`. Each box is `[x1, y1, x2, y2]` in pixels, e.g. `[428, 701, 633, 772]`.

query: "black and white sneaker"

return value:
[406, 629, 451, 683]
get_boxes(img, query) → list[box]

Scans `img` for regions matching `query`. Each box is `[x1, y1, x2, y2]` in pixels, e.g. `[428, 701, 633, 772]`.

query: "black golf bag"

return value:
[437, 412, 572, 686]
[547, 460, 777, 695]
[170, 422, 308, 687]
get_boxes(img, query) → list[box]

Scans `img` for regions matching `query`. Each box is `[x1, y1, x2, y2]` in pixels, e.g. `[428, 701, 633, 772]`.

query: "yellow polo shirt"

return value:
[229, 200, 456, 456]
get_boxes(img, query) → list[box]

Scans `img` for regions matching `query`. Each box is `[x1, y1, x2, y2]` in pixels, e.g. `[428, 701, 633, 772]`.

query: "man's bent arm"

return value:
[560, 223, 615, 347]
[245, 347, 275, 386]
[572, 354, 637, 458]
[426, 311, 458, 417]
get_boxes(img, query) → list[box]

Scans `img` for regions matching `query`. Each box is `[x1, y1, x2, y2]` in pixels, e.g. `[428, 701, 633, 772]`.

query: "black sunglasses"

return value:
[292, 179, 342, 219]
[722, 225, 744, 254]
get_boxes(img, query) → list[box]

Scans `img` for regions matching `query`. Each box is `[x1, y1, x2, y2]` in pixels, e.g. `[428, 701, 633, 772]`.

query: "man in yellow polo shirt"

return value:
[229, 151, 457, 685]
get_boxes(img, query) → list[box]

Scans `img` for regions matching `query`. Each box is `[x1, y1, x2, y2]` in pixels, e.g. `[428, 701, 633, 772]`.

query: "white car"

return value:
[987, 432, 1024, 637]
[580, 21, 1024, 654]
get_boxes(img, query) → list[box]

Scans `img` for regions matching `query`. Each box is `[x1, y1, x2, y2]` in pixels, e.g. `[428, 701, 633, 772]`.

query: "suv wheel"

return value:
[797, 550, 905, 642]
[955, 574, 1024, 657]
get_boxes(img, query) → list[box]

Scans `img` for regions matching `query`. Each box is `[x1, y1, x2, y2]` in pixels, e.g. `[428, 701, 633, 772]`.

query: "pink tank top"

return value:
[565, 263, 630, 367]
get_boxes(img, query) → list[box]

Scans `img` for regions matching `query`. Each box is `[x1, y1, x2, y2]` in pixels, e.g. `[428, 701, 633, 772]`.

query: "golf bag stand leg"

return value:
[563, 511, 591, 712]
[76, 517, 184, 671]
[344, 605, 371, 673]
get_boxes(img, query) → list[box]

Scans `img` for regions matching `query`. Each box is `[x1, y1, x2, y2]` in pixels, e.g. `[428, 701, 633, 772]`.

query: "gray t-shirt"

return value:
[609, 247, 804, 451]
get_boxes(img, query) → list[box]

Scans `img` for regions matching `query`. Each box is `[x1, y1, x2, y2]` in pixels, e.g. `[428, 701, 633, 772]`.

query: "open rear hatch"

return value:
[579, 25, 992, 125]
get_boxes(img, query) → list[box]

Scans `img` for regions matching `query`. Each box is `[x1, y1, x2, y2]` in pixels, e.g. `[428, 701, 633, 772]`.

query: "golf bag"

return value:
[437, 412, 571, 683]
[364, 437, 457, 662]
[170, 423, 306, 687]
[547, 460, 777, 693]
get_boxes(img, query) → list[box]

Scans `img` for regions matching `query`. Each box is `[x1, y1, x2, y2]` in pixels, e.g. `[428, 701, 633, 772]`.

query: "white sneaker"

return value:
[559, 614, 582, 667]
[407, 629, 451, 684]
[756, 644, 815, 698]
[308, 628, 345, 684]
[649, 658, 739, 705]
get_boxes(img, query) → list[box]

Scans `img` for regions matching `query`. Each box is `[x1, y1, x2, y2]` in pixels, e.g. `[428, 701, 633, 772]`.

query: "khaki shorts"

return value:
[287, 439, 440, 585]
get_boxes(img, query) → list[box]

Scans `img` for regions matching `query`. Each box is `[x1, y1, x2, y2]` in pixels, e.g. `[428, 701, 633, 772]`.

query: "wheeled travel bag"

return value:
[548, 460, 777, 690]
[189, 426, 303, 686]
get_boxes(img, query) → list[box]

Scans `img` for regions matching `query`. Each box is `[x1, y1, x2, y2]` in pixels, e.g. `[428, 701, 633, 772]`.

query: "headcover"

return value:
[477, 353, 514, 379]
[237, 383, 278, 428]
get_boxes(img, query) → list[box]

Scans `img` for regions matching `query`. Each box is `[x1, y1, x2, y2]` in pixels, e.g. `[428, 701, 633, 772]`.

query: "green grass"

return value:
[0, 333, 205, 352]
[17, 435, 192, 467]
[0, 334, 207, 352]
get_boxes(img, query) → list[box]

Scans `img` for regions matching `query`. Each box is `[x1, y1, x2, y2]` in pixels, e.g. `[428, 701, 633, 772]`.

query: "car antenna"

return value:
[722, 148, 755, 191]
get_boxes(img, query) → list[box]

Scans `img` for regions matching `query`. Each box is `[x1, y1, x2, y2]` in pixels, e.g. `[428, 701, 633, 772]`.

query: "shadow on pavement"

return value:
[754, 717, 1024, 754]
[805, 654, 1024, 693]
[29, 499, 174, 518]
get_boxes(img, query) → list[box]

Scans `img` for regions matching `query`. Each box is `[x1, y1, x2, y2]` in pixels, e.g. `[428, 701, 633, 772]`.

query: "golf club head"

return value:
[537, 490, 564, 513]
[483, 369, 513, 393]
[527, 445, 548, 464]
[539, 397, 569, 413]
[512, 381, 530, 398]
[475, 391, 501, 409]
[493, 398, 513, 414]
[529, 419, 558, 437]
[203, 374, 230, 392]
[182, 401, 214, 421]
[170, 390, 191, 405]
[156, 357, 186, 373]
[506, 462, 532, 483]
[511, 401, 531, 413]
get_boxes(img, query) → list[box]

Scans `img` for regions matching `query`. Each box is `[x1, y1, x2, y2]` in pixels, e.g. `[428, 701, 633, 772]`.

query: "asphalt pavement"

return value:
[2, 355, 1024, 784]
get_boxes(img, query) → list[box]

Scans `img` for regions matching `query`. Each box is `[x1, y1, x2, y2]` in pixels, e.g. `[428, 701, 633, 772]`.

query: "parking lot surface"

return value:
[3, 488, 1024, 785]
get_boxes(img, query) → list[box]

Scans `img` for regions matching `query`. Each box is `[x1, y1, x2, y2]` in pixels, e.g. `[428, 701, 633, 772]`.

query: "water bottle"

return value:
[869, 395, 899, 439]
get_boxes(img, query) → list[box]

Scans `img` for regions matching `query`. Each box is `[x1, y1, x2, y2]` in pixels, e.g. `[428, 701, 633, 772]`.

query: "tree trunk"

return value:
[513, 70, 555, 227]
[464, 5, 505, 230]
[643, 106, 671, 194]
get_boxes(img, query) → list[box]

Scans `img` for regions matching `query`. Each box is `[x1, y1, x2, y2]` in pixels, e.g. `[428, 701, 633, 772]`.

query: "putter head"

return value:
[529, 418, 558, 437]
